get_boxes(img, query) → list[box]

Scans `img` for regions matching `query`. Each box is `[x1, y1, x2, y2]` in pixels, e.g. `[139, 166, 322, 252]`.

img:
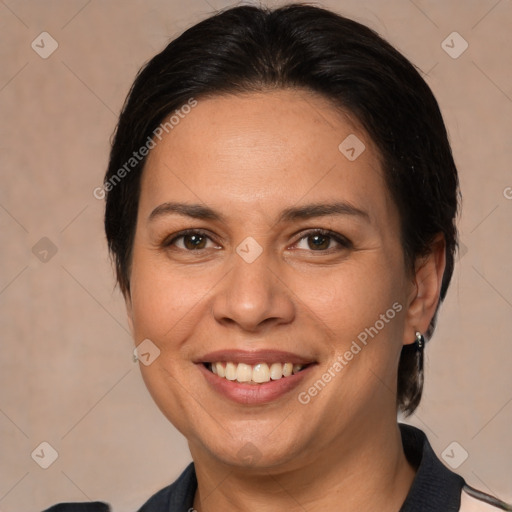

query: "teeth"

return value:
[208, 361, 304, 384]
[225, 362, 237, 381]
[215, 362, 225, 378]
[292, 364, 302, 374]
[252, 363, 270, 383]
[236, 363, 252, 382]
[269, 362, 283, 380]
[282, 363, 293, 377]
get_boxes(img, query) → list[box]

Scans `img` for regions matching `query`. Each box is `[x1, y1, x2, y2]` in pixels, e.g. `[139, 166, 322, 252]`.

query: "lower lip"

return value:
[198, 364, 314, 405]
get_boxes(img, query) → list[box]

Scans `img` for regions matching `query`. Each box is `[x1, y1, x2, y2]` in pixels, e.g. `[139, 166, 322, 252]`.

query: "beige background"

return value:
[1, 0, 511, 511]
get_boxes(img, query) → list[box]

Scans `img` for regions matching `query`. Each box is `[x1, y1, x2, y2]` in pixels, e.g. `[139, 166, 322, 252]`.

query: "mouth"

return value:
[205, 361, 310, 385]
[196, 350, 316, 404]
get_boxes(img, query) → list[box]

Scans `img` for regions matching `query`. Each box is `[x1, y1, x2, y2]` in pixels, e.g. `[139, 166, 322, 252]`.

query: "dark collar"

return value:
[137, 424, 465, 512]
[136, 461, 196, 511]
[399, 423, 465, 511]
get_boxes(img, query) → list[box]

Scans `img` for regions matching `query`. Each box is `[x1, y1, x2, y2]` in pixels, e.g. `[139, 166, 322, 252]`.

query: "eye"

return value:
[164, 230, 220, 251]
[293, 229, 352, 252]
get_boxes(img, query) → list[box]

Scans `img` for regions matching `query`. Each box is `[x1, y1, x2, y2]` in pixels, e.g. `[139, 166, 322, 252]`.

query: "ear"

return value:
[403, 234, 446, 346]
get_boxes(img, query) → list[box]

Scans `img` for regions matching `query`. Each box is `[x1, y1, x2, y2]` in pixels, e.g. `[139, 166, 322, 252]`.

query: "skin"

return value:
[126, 89, 446, 511]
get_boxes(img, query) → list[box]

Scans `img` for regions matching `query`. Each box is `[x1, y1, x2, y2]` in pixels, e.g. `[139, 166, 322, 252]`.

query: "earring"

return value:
[414, 331, 425, 375]
[415, 331, 425, 351]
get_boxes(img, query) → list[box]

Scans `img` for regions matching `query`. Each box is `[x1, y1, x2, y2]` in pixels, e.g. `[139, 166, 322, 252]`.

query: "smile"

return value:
[197, 349, 315, 404]
[206, 362, 306, 384]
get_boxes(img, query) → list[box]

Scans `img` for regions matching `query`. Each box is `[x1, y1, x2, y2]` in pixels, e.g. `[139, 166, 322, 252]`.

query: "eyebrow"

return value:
[148, 201, 370, 224]
[279, 202, 370, 223]
[149, 202, 225, 222]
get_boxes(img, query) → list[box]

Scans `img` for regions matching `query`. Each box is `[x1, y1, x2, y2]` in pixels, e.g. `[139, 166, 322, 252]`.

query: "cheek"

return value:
[300, 259, 407, 397]
[129, 250, 215, 342]
[128, 250, 215, 431]
[293, 259, 403, 335]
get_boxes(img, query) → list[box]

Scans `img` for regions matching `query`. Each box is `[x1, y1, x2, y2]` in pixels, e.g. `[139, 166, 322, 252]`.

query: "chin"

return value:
[187, 417, 312, 472]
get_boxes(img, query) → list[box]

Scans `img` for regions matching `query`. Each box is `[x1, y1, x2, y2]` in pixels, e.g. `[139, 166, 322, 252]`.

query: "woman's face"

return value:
[127, 89, 424, 470]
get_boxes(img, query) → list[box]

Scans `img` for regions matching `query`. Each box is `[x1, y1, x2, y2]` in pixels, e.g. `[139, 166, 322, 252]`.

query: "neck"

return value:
[191, 421, 416, 512]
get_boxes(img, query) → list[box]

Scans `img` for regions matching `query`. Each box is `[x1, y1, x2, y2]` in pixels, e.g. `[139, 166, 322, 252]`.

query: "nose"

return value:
[211, 247, 296, 333]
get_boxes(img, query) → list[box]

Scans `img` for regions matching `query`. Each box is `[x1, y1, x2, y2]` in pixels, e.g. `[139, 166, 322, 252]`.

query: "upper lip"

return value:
[195, 349, 315, 366]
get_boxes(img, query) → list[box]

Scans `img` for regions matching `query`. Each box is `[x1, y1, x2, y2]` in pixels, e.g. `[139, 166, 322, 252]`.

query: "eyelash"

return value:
[163, 228, 352, 253]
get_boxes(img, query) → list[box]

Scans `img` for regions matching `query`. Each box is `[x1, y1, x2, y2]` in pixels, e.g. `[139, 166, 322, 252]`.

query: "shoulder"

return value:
[42, 502, 110, 511]
[459, 485, 512, 511]
[42, 463, 196, 512]
[399, 423, 512, 512]
[136, 462, 197, 511]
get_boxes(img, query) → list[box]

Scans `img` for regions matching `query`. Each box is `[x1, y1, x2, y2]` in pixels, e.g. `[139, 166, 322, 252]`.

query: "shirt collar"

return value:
[399, 423, 465, 511]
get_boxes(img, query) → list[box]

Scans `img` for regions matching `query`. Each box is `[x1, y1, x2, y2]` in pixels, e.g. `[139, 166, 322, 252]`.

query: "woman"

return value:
[47, 4, 511, 511]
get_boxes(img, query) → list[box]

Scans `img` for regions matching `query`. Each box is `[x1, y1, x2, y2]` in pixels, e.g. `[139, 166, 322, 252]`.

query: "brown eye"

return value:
[294, 229, 352, 252]
[165, 230, 220, 251]
[182, 233, 207, 250]
[307, 233, 331, 250]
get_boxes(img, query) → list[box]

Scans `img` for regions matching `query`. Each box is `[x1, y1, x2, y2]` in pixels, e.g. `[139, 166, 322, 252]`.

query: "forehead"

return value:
[140, 89, 392, 224]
